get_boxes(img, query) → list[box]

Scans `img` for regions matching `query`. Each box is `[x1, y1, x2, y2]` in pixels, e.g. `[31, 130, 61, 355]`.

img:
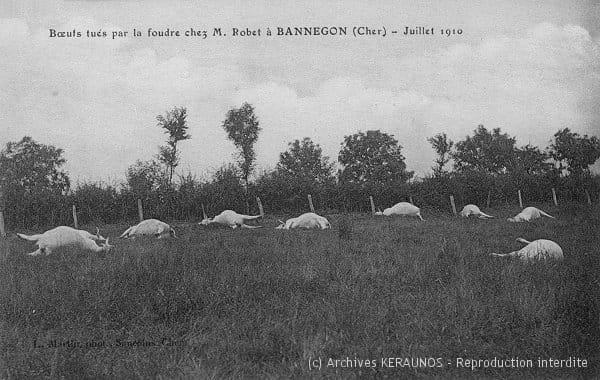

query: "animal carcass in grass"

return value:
[120, 219, 177, 239]
[17, 226, 113, 256]
[374, 202, 424, 221]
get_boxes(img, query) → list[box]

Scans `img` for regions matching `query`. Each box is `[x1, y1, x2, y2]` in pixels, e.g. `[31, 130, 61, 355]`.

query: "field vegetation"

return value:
[1, 203, 599, 378]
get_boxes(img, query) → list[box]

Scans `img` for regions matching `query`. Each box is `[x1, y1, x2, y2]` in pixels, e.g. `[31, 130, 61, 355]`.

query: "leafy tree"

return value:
[338, 130, 413, 186]
[427, 133, 454, 177]
[203, 164, 246, 214]
[156, 106, 191, 186]
[0, 136, 70, 195]
[0, 136, 71, 228]
[277, 138, 335, 184]
[125, 159, 166, 197]
[452, 125, 517, 174]
[512, 144, 552, 176]
[222, 102, 261, 212]
[549, 128, 600, 177]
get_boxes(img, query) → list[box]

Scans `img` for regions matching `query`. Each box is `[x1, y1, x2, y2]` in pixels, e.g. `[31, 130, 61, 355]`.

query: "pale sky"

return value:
[2, 0, 599, 184]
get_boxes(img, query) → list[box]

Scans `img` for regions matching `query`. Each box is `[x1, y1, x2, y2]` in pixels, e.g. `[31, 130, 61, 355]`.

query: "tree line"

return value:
[1, 103, 599, 229]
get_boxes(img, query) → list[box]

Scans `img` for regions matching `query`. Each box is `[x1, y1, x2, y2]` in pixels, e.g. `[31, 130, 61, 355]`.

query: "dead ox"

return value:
[491, 238, 563, 261]
[200, 210, 263, 229]
[460, 204, 494, 219]
[17, 226, 112, 256]
[275, 212, 331, 230]
[375, 202, 424, 221]
[507, 207, 555, 222]
[120, 219, 177, 239]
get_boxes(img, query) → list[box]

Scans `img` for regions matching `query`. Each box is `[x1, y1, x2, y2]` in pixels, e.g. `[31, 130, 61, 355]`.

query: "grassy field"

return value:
[1, 203, 599, 379]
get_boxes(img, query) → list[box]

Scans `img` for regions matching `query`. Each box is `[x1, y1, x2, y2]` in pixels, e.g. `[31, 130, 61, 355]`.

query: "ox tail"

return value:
[479, 212, 494, 219]
[17, 233, 41, 242]
[244, 214, 263, 221]
[539, 210, 555, 219]
[516, 237, 531, 245]
[119, 226, 132, 238]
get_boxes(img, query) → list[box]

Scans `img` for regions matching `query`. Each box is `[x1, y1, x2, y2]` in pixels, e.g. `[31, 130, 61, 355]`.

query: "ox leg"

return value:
[241, 224, 262, 229]
[27, 248, 44, 256]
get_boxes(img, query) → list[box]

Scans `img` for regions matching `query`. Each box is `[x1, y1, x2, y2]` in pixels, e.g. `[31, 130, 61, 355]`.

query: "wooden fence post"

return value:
[308, 194, 315, 213]
[409, 196, 414, 205]
[72, 205, 78, 229]
[0, 211, 5, 238]
[369, 196, 376, 214]
[0, 188, 5, 238]
[256, 196, 264, 216]
[585, 190, 592, 206]
[137, 199, 144, 222]
[518, 190, 523, 209]
[449, 195, 457, 215]
[551, 188, 558, 206]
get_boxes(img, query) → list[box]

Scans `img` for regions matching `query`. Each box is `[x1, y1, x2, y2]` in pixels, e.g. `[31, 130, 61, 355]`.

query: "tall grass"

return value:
[1, 205, 599, 378]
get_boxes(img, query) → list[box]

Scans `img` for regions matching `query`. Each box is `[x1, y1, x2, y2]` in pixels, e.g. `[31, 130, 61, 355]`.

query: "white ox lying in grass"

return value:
[375, 202, 424, 221]
[120, 219, 176, 239]
[200, 210, 263, 229]
[491, 238, 564, 261]
[459, 204, 494, 219]
[276, 212, 331, 229]
[507, 206, 555, 222]
[17, 226, 113, 256]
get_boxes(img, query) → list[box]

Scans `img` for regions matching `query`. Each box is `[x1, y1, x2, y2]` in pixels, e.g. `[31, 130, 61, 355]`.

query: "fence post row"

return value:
[72, 204, 78, 229]
[449, 195, 457, 215]
[307, 194, 315, 213]
[137, 199, 144, 222]
[369, 196, 376, 214]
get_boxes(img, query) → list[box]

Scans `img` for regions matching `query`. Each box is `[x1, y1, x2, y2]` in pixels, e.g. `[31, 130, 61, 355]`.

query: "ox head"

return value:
[275, 219, 287, 229]
[374, 208, 384, 216]
[93, 226, 109, 241]
[170, 227, 177, 238]
[199, 203, 211, 226]
[199, 218, 213, 226]
[97, 237, 114, 257]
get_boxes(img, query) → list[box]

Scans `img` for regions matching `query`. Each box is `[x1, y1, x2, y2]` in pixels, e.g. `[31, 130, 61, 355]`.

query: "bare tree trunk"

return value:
[244, 176, 250, 215]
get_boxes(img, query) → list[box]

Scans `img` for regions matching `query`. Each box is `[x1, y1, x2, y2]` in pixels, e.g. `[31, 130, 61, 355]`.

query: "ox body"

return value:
[276, 212, 331, 229]
[120, 219, 176, 239]
[375, 202, 424, 221]
[200, 210, 263, 229]
[459, 204, 494, 219]
[17, 226, 112, 256]
[508, 207, 555, 222]
[491, 238, 563, 261]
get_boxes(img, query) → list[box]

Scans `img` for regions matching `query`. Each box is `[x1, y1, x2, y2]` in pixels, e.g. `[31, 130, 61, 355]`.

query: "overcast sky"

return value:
[2, 0, 599, 184]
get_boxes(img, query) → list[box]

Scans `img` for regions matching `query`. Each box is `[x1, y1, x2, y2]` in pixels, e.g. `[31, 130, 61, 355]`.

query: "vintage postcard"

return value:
[1, 0, 599, 378]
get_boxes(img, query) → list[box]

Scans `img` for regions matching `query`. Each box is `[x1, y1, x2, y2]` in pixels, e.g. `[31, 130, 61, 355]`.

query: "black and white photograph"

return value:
[1, 0, 599, 378]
